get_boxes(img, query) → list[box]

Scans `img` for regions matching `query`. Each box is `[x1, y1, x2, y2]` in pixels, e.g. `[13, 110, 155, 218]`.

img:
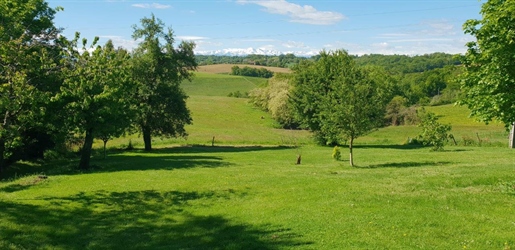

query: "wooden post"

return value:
[509, 122, 515, 149]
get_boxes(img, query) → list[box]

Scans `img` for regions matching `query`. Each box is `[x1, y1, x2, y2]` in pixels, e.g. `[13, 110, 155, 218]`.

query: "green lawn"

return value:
[1, 145, 514, 249]
[1, 72, 514, 249]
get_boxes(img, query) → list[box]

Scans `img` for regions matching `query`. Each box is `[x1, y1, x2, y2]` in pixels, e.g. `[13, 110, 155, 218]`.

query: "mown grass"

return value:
[1, 145, 514, 249]
[1, 72, 514, 249]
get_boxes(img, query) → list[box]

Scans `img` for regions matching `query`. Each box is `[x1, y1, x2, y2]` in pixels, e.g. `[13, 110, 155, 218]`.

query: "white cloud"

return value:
[236, 0, 344, 25]
[421, 19, 456, 36]
[239, 39, 277, 42]
[389, 38, 453, 43]
[282, 40, 307, 49]
[177, 36, 209, 41]
[131, 3, 171, 9]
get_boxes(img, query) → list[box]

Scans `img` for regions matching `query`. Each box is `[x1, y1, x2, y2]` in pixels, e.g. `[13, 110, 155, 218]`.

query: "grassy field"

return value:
[197, 64, 292, 74]
[1, 72, 514, 249]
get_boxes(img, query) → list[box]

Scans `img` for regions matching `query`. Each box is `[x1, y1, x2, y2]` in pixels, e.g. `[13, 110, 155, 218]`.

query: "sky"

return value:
[46, 0, 485, 56]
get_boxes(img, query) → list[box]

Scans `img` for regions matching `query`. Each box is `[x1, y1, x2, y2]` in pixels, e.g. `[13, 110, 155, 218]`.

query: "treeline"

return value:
[196, 54, 303, 68]
[196, 53, 460, 73]
[353, 53, 461, 74]
[0, 1, 196, 174]
[230, 66, 274, 78]
[249, 55, 463, 132]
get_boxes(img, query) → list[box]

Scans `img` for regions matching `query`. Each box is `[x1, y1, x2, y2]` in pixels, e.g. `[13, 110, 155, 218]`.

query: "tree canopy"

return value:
[459, 0, 515, 147]
[131, 14, 198, 151]
[0, 0, 64, 173]
[55, 36, 134, 169]
[290, 50, 393, 166]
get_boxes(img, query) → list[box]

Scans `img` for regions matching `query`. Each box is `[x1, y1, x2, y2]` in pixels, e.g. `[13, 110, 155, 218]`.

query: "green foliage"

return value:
[417, 109, 452, 151]
[227, 91, 248, 98]
[231, 66, 274, 78]
[290, 50, 394, 165]
[0, 0, 64, 172]
[131, 14, 197, 150]
[54, 35, 134, 169]
[459, 0, 515, 129]
[332, 146, 341, 161]
[248, 75, 299, 128]
[354, 53, 461, 74]
[196, 53, 304, 68]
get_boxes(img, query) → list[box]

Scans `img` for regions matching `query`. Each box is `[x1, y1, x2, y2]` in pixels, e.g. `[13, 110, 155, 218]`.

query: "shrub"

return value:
[227, 91, 248, 98]
[417, 109, 452, 151]
[249, 76, 299, 128]
[332, 146, 341, 161]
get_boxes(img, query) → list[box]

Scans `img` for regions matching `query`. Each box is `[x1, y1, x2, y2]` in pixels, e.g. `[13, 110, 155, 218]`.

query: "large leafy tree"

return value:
[290, 50, 393, 166]
[0, 0, 64, 173]
[459, 0, 515, 148]
[55, 35, 133, 169]
[131, 14, 197, 151]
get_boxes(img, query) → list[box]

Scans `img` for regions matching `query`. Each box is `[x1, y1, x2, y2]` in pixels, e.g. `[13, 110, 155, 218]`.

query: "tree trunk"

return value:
[349, 137, 354, 167]
[510, 122, 515, 149]
[103, 139, 108, 159]
[0, 137, 5, 175]
[143, 126, 152, 151]
[79, 128, 94, 170]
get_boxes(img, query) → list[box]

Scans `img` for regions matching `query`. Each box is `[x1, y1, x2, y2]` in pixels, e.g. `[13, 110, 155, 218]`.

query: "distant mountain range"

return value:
[195, 47, 318, 57]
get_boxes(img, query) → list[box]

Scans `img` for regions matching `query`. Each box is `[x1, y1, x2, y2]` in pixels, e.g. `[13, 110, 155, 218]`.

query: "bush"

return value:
[231, 66, 274, 78]
[248, 76, 299, 128]
[332, 146, 341, 161]
[227, 91, 248, 98]
[417, 109, 452, 151]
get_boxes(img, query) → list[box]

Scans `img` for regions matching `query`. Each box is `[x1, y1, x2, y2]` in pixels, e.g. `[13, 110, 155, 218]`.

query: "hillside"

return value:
[197, 64, 291, 74]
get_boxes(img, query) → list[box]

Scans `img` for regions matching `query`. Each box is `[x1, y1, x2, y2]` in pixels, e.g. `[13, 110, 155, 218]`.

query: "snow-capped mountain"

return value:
[195, 47, 282, 56]
[195, 47, 318, 57]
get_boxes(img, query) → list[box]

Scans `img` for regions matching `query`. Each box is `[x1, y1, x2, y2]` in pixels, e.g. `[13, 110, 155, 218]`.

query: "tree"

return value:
[459, 0, 515, 148]
[417, 109, 451, 151]
[0, 0, 64, 173]
[131, 14, 197, 151]
[290, 50, 393, 166]
[54, 35, 133, 169]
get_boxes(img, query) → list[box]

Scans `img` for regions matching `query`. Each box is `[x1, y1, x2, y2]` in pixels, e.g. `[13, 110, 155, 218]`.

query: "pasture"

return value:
[197, 64, 292, 74]
[1, 72, 514, 249]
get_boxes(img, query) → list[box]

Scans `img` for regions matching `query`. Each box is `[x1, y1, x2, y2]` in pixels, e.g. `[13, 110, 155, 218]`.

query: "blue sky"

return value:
[46, 0, 484, 56]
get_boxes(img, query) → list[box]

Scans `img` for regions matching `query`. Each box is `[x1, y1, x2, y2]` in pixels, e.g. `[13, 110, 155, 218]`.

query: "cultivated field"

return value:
[1, 72, 514, 249]
[197, 64, 292, 74]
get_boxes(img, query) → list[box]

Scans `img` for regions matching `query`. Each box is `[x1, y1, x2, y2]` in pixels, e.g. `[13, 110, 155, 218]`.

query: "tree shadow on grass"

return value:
[94, 154, 230, 173]
[141, 145, 296, 154]
[1, 145, 295, 180]
[353, 144, 426, 150]
[357, 161, 453, 169]
[0, 190, 312, 249]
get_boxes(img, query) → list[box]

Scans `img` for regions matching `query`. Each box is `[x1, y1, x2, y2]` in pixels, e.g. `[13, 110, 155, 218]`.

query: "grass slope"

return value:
[197, 64, 292, 74]
[182, 72, 268, 97]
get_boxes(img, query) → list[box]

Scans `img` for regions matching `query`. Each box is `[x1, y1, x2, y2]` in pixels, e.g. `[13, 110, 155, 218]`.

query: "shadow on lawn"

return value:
[0, 190, 311, 249]
[353, 144, 425, 150]
[358, 161, 453, 169]
[96, 154, 230, 172]
[141, 145, 295, 154]
[1, 145, 295, 180]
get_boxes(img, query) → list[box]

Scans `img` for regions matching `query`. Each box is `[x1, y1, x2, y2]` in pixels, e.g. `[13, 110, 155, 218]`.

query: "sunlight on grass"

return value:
[2, 73, 515, 249]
